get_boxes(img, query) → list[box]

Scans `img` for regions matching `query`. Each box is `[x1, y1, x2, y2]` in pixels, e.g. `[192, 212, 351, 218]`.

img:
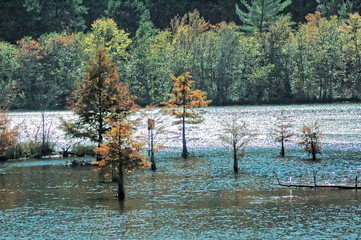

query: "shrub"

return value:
[71, 143, 97, 157]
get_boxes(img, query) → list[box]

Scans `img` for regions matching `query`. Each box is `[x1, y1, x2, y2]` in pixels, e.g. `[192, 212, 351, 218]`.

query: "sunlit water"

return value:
[1, 104, 361, 239]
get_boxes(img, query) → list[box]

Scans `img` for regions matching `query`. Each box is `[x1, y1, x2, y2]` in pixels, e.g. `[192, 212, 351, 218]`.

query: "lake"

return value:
[1, 104, 361, 239]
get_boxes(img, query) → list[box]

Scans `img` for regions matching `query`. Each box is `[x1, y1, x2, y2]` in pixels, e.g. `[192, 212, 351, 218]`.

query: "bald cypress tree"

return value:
[62, 47, 137, 151]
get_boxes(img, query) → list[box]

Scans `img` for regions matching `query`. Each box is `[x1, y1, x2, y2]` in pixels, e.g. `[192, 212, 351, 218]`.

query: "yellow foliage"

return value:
[83, 18, 132, 62]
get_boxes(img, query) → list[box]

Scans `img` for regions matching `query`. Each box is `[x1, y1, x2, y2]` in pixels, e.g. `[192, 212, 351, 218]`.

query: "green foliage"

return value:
[317, 0, 361, 19]
[4, 141, 55, 160]
[14, 34, 85, 110]
[71, 143, 97, 156]
[4, 5, 361, 108]
[23, 0, 87, 38]
[0, 42, 18, 108]
[235, 0, 292, 34]
[106, 0, 147, 36]
[83, 18, 132, 66]
[263, 17, 294, 102]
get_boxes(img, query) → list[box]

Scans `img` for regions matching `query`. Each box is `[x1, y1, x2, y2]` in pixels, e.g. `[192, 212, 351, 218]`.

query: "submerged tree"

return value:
[95, 115, 147, 201]
[62, 47, 137, 151]
[272, 109, 294, 157]
[162, 72, 211, 159]
[142, 105, 167, 171]
[0, 109, 18, 159]
[235, 0, 292, 35]
[220, 116, 253, 173]
[299, 121, 322, 160]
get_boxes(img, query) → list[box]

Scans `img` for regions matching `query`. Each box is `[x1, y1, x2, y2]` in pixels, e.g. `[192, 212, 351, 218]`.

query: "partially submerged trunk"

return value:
[117, 164, 125, 201]
[233, 142, 238, 173]
[181, 112, 188, 159]
[150, 151, 156, 171]
[311, 140, 316, 160]
[281, 140, 285, 157]
[150, 127, 156, 171]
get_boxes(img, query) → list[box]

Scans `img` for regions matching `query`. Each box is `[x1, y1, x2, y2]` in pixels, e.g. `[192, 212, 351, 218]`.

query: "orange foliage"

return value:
[0, 109, 18, 157]
[162, 72, 211, 121]
[16, 38, 42, 59]
[95, 116, 148, 175]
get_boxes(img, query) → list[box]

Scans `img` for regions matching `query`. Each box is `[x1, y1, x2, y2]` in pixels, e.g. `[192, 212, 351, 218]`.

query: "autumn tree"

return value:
[96, 115, 147, 201]
[272, 109, 294, 157]
[235, 0, 292, 35]
[0, 109, 18, 160]
[62, 47, 137, 151]
[299, 121, 322, 160]
[220, 116, 253, 173]
[162, 72, 211, 159]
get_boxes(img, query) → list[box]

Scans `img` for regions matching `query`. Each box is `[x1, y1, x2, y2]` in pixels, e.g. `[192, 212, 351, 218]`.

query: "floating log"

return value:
[273, 171, 360, 190]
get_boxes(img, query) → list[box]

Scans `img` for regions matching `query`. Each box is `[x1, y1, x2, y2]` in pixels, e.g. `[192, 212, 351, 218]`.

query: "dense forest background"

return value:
[1, 0, 361, 110]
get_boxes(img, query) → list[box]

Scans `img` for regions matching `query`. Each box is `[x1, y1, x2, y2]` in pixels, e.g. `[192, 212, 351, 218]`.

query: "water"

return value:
[1, 104, 361, 239]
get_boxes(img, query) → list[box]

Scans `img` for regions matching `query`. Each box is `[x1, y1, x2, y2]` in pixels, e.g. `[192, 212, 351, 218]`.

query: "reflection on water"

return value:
[1, 104, 361, 239]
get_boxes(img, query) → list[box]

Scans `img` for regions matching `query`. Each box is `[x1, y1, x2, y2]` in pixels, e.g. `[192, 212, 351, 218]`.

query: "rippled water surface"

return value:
[1, 104, 361, 239]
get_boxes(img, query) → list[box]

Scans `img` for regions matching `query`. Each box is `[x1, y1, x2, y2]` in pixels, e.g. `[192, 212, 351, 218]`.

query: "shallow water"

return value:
[1, 104, 361, 239]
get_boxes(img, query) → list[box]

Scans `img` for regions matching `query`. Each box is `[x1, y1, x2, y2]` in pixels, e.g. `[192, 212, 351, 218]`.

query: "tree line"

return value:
[2, 9, 361, 109]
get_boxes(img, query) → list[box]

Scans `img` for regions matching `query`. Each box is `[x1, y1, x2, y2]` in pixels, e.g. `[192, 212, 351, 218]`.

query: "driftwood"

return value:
[273, 171, 360, 190]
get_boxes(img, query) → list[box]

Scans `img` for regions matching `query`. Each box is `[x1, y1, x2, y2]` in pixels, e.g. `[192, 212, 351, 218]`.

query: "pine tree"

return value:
[317, 0, 361, 19]
[162, 72, 211, 159]
[235, 0, 292, 35]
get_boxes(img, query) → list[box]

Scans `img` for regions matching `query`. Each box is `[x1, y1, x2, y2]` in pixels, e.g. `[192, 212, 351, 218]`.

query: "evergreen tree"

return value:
[317, 0, 361, 19]
[22, 0, 87, 38]
[106, 0, 147, 37]
[235, 0, 292, 34]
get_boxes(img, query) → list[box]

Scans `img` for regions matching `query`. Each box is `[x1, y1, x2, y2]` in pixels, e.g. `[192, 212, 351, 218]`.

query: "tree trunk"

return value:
[182, 108, 188, 159]
[233, 142, 238, 173]
[311, 141, 316, 160]
[151, 151, 156, 171]
[117, 164, 125, 201]
[312, 149, 316, 160]
[150, 130, 156, 171]
[281, 140, 285, 157]
[41, 112, 45, 157]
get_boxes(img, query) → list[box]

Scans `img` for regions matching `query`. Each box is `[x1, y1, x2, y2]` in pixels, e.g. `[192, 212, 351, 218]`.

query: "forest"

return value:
[1, 0, 361, 110]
